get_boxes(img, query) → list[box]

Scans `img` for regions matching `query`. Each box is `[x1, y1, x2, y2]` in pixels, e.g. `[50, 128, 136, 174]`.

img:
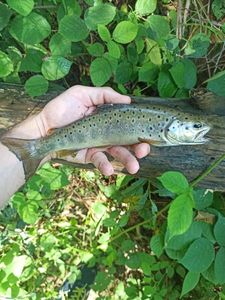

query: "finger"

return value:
[107, 146, 139, 174]
[89, 151, 114, 176]
[73, 86, 131, 106]
[130, 143, 150, 159]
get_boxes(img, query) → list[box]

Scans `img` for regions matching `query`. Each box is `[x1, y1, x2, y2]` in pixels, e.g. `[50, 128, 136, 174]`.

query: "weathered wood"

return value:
[0, 83, 225, 190]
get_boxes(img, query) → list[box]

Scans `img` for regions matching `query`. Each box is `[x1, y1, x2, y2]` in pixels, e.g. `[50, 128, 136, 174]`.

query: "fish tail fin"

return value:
[1, 137, 43, 179]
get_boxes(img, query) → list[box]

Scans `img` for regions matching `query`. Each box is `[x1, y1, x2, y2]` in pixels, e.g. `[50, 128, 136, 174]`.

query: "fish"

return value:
[1, 103, 211, 179]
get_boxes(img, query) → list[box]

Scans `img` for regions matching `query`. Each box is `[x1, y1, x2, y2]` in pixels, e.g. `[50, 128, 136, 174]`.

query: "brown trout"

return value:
[2, 104, 211, 178]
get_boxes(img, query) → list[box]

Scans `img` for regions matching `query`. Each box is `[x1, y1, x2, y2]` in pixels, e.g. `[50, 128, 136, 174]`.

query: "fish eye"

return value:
[193, 123, 202, 129]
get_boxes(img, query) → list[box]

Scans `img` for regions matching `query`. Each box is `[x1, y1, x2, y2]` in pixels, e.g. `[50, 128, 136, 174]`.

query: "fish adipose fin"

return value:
[1, 137, 42, 180]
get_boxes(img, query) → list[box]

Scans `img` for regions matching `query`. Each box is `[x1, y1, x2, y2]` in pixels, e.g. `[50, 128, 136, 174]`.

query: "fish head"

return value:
[165, 119, 211, 145]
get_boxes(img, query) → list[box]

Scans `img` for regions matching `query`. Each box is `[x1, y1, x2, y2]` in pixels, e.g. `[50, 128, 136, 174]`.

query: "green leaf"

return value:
[147, 15, 170, 41]
[41, 56, 72, 81]
[37, 163, 69, 190]
[212, 0, 225, 20]
[181, 272, 200, 297]
[0, 50, 13, 77]
[115, 61, 133, 84]
[49, 33, 71, 56]
[185, 33, 210, 58]
[168, 193, 193, 237]
[9, 13, 51, 45]
[158, 171, 189, 194]
[135, 0, 157, 16]
[90, 57, 112, 86]
[25, 75, 49, 97]
[93, 271, 112, 292]
[165, 221, 203, 251]
[21, 202, 39, 224]
[150, 234, 164, 257]
[207, 70, 225, 97]
[180, 238, 215, 272]
[214, 247, 225, 284]
[193, 189, 213, 210]
[84, 3, 116, 30]
[87, 42, 104, 57]
[214, 216, 225, 246]
[138, 62, 158, 83]
[0, 3, 12, 31]
[169, 59, 197, 89]
[146, 39, 162, 66]
[98, 24, 111, 42]
[158, 67, 177, 97]
[59, 15, 89, 42]
[103, 53, 118, 73]
[20, 49, 45, 73]
[113, 21, 138, 44]
[7, 0, 34, 16]
[107, 41, 121, 59]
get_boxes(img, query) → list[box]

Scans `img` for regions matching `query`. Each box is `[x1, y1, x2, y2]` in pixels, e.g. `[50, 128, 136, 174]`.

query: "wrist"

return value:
[3, 112, 48, 140]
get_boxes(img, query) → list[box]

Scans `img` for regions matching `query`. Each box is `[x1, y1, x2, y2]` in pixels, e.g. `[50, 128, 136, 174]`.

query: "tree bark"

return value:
[0, 83, 225, 191]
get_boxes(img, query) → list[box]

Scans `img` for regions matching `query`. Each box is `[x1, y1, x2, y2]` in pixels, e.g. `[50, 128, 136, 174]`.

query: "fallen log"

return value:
[0, 83, 225, 190]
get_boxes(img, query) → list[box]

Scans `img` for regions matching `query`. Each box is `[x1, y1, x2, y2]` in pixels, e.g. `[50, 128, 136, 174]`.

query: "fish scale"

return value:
[1, 103, 211, 179]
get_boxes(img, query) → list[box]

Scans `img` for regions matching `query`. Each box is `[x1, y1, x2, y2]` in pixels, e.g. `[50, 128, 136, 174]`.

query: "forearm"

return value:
[0, 142, 25, 209]
[0, 113, 46, 209]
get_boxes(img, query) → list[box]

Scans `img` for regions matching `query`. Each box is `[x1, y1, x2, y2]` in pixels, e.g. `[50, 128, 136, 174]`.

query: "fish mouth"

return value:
[195, 126, 211, 142]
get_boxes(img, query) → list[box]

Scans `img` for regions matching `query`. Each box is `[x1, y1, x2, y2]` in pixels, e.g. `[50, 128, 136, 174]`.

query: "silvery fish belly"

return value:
[1, 103, 211, 178]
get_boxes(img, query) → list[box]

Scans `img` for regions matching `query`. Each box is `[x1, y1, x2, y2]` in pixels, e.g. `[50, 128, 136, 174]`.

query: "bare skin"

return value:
[0, 86, 150, 208]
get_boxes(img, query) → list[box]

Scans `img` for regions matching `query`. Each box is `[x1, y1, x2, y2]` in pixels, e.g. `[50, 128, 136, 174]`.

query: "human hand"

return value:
[38, 85, 150, 175]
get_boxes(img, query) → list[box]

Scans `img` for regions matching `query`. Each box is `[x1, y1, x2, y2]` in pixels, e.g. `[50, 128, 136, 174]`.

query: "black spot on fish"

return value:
[150, 127, 153, 130]
[166, 118, 169, 121]
[149, 118, 151, 121]
[65, 135, 67, 138]
[142, 130, 144, 133]
[70, 132, 72, 134]
[83, 125, 85, 129]
[157, 115, 160, 119]
[160, 129, 163, 132]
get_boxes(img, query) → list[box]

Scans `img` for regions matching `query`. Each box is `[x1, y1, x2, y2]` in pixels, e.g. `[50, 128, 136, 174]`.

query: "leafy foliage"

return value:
[1, 0, 225, 299]
[0, 0, 224, 97]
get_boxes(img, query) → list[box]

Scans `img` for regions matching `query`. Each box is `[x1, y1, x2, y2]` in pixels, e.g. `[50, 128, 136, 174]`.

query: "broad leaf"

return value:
[90, 57, 112, 86]
[9, 13, 51, 45]
[214, 247, 225, 284]
[85, 3, 116, 30]
[7, 0, 34, 16]
[59, 15, 89, 42]
[185, 33, 210, 58]
[138, 62, 158, 83]
[115, 62, 133, 84]
[113, 21, 138, 44]
[150, 234, 164, 257]
[25, 75, 49, 97]
[147, 15, 170, 41]
[180, 238, 215, 272]
[0, 51, 13, 77]
[158, 171, 189, 194]
[207, 70, 225, 97]
[87, 43, 104, 57]
[214, 215, 225, 246]
[181, 272, 200, 297]
[158, 67, 177, 97]
[49, 33, 71, 56]
[41, 56, 72, 81]
[135, 0, 157, 16]
[169, 59, 197, 89]
[0, 3, 12, 31]
[168, 193, 193, 237]
[98, 24, 111, 42]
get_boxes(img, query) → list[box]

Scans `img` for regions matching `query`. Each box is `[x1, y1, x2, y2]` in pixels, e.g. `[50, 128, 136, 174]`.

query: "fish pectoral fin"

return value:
[138, 137, 162, 145]
[47, 128, 56, 136]
[55, 149, 78, 158]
